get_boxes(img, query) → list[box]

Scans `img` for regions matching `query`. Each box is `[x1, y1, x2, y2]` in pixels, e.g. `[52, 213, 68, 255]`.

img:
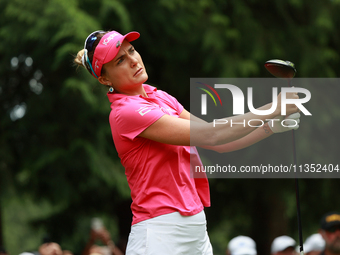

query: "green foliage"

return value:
[0, 0, 340, 254]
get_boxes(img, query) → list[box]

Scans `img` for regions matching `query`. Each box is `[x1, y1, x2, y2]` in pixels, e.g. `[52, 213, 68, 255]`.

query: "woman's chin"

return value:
[140, 73, 149, 84]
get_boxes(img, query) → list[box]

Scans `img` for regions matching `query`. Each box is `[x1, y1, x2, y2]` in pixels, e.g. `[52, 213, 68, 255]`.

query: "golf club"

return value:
[264, 59, 296, 82]
[265, 59, 304, 255]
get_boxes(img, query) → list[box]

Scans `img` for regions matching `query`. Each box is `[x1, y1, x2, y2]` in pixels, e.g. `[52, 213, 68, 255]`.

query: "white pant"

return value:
[126, 210, 213, 255]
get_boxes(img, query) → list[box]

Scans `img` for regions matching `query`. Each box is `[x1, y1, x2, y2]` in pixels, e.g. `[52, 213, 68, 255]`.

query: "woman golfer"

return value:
[74, 30, 300, 255]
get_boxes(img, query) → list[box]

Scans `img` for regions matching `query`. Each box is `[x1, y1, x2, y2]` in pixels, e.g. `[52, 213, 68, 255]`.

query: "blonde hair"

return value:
[74, 49, 85, 67]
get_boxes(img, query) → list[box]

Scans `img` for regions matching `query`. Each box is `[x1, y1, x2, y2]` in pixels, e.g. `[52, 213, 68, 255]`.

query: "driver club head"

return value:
[264, 59, 296, 80]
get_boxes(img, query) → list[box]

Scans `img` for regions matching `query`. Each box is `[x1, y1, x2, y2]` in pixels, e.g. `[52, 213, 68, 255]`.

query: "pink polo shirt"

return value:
[107, 84, 210, 225]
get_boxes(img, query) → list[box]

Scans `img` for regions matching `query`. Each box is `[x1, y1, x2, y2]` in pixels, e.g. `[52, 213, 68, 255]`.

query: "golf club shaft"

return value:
[288, 80, 304, 255]
[295, 177, 304, 254]
[293, 131, 304, 255]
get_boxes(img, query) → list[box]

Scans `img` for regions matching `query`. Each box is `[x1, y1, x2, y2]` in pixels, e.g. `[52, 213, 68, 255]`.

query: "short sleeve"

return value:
[157, 90, 184, 115]
[110, 98, 165, 140]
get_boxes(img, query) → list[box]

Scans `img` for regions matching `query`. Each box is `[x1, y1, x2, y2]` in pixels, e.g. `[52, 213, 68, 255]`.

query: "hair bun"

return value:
[74, 49, 85, 66]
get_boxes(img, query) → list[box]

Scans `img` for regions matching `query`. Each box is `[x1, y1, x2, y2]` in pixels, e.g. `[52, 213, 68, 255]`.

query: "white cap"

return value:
[234, 247, 257, 255]
[228, 236, 257, 255]
[304, 234, 325, 253]
[271, 236, 296, 254]
[19, 253, 35, 255]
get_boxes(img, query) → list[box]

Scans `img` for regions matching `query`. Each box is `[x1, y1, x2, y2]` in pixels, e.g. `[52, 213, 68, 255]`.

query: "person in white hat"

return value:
[303, 233, 325, 255]
[271, 235, 297, 255]
[227, 236, 257, 255]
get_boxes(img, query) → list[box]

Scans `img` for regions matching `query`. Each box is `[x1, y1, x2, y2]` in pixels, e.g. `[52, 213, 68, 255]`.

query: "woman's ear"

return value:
[98, 75, 110, 86]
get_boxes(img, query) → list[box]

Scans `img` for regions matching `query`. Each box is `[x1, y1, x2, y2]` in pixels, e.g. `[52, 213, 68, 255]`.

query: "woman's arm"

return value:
[139, 92, 299, 147]
[179, 109, 274, 152]
[200, 123, 273, 153]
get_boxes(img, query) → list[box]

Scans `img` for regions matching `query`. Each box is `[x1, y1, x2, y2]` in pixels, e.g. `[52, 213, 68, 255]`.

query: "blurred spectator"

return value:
[319, 211, 340, 255]
[38, 242, 63, 255]
[303, 233, 325, 255]
[227, 235, 257, 255]
[87, 245, 111, 255]
[38, 235, 73, 255]
[82, 218, 123, 255]
[0, 246, 8, 255]
[271, 235, 297, 255]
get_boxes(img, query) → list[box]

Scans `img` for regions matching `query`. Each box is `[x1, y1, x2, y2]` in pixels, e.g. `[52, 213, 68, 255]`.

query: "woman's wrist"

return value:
[262, 122, 273, 135]
[255, 103, 279, 119]
[265, 102, 281, 118]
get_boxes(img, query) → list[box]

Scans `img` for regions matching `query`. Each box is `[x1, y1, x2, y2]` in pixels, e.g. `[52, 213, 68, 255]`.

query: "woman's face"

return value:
[99, 40, 148, 95]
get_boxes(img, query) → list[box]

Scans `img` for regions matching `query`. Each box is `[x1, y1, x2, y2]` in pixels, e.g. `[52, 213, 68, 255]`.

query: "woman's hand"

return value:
[268, 113, 300, 133]
[275, 91, 300, 116]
